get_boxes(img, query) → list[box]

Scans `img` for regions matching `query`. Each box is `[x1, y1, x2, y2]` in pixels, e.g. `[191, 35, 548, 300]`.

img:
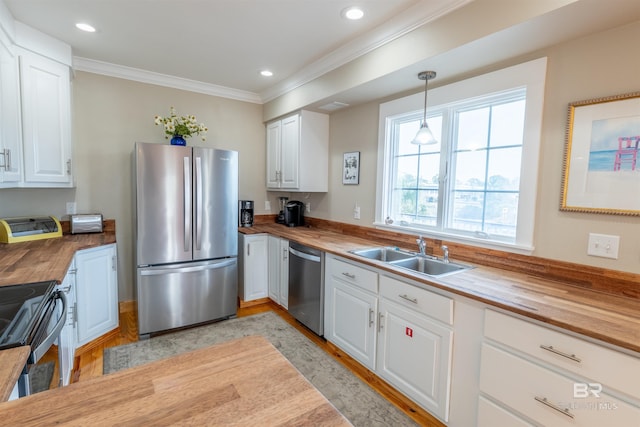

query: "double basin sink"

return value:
[348, 246, 472, 278]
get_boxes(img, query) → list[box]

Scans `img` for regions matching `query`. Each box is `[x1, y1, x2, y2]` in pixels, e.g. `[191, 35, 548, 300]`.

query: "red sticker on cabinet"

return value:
[406, 327, 413, 337]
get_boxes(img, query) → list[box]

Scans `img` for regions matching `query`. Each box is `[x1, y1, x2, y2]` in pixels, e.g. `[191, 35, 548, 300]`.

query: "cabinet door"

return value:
[377, 298, 453, 422]
[280, 113, 299, 189]
[266, 121, 281, 188]
[57, 262, 76, 386]
[242, 235, 269, 301]
[75, 244, 118, 347]
[278, 238, 289, 309]
[268, 236, 281, 303]
[0, 35, 22, 185]
[326, 276, 377, 370]
[19, 51, 72, 185]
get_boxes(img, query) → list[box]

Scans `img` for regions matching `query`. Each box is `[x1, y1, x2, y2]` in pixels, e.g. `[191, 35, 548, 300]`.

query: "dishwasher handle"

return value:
[289, 246, 321, 263]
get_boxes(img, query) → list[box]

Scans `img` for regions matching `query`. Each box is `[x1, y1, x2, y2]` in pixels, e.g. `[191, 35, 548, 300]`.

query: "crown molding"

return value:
[73, 57, 263, 104]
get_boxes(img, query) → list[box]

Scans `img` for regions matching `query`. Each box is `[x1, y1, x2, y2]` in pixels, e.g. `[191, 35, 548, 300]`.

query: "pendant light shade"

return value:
[411, 71, 437, 145]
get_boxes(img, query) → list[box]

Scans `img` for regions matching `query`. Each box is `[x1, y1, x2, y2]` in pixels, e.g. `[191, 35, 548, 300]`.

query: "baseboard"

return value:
[238, 297, 271, 308]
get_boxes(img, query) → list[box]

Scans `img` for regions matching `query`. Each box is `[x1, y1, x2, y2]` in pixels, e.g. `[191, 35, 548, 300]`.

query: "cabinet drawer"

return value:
[484, 309, 639, 398]
[480, 343, 640, 427]
[477, 396, 535, 427]
[379, 275, 452, 325]
[326, 256, 377, 293]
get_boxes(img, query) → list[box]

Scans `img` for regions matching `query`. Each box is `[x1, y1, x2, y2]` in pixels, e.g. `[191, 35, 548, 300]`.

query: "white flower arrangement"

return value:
[154, 107, 208, 141]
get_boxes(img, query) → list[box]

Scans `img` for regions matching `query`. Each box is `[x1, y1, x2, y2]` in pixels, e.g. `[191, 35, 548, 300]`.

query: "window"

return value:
[376, 59, 547, 252]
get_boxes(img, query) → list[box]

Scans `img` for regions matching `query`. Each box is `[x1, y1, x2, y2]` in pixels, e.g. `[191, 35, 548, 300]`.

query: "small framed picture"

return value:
[343, 151, 360, 185]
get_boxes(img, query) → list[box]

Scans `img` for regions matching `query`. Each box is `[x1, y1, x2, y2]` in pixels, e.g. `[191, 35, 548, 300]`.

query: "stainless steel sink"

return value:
[389, 256, 471, 277]
[349, 245, 472, 277]
[348, 246, 415, 262]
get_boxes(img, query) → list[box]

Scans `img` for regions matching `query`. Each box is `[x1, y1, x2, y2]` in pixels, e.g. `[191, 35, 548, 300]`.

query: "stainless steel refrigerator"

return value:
[134, 142, 238, 338]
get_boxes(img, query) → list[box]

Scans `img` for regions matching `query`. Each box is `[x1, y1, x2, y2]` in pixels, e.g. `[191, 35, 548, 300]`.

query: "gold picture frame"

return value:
[560, 91, 640, 216]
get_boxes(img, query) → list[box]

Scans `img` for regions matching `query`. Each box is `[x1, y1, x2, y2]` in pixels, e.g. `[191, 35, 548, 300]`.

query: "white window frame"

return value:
[375, 58, 547, 254]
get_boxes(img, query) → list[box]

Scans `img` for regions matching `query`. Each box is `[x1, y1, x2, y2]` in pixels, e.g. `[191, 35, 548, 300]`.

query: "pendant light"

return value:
[411, 71, 437, 145]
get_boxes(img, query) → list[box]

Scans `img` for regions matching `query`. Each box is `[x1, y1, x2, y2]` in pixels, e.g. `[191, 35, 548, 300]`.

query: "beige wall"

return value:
[0, 72, 267, 300]
[319, 21, 640, 274]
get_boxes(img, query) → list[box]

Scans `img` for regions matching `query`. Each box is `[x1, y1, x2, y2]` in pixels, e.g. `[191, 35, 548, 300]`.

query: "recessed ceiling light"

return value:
[342, 7, 364, 20]
[260, 70, 273, 77]
[75, 23, 96, 32]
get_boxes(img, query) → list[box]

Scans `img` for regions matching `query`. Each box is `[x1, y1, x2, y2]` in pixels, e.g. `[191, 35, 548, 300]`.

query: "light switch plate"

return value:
[587, 233, 620, 259]
[66, 202, 77, 215]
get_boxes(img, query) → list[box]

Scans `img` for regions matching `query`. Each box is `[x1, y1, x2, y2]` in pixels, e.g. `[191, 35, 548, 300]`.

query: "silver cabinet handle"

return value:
[540, 345, 581, 363]
[66, 159, 72, 175]
[369, 308, 374, 327]
[342, 272, 356, 279]
[399, 294, 418, 304]
[0, 149, 10, 171]
[282, 247, 287, 260]
[247, 243, 250, 256]
[378, 312, 384, 332]
[534, 396, 574, 419]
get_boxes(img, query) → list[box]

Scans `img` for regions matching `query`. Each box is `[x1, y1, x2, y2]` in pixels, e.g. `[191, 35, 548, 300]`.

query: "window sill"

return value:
[372, 222, 535, 255]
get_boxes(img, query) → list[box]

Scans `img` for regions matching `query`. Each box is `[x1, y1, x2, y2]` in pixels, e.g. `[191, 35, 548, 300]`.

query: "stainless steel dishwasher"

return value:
[288, 242, 324, 336]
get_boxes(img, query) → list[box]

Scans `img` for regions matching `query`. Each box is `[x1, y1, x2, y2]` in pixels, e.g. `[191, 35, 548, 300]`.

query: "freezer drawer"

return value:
[137, 258, 237, 337]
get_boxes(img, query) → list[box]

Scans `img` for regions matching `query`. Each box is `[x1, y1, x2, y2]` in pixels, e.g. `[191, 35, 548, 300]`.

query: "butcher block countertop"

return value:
[241, 223, 640, 355]
[0, 336, 352, 426]
[0, 221, 116, 287]
[0, 346, 29, 402]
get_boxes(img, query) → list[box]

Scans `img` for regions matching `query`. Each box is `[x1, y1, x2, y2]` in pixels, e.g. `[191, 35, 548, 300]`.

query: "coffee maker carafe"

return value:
[276, 197, 288, 224]
[239, 200, 254, 227]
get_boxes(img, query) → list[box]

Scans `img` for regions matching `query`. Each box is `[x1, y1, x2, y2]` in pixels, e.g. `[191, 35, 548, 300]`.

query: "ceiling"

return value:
[4, 0, 640, 112]
[3, 0, 469, 102]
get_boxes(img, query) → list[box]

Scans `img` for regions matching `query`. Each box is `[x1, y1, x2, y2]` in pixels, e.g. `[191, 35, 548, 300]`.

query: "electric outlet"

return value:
[587, 233, 620, 259]
[306, 202, 311, 213]
[265, 200, 271, 211]
[353, 204, 361, 219]
[66, 202, 76, 215]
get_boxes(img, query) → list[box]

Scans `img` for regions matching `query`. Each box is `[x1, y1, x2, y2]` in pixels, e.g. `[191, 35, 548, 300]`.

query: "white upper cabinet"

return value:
[266, 110, 329, 192]
[18, 49, 72, 186]
[0, 28, 22, 185]
[0, 18, 73, 188]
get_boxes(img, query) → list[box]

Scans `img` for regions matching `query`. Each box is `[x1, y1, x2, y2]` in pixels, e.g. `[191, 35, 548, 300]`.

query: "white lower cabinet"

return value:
[479, 309, 640, 427]
[268, 236, 289, 308]
[326, 275, 378, 370]
[57, 260, 77, 386]
[75, 243, 119, 347]
[324, 254, 453, 422]
[238, 233, 269, 302]
[377, 298, 453, 420]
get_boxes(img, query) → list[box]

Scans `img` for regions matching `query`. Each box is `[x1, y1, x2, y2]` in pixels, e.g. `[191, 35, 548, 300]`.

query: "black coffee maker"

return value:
[239, 200, 254, 227]
[284, 201, 305, 227]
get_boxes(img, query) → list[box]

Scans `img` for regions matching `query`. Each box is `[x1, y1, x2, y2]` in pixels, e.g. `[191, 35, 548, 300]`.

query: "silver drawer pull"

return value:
[342, 272, 356, 279]
[369, 308, 374, 327]
[540, 345, 581, 363]
[534, 396, 574, 419]
[399, 294, 418, 304]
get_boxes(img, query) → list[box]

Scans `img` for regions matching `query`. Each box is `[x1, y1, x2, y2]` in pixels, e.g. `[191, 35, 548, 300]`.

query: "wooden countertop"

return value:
[0, 336, 352, 426]
[0, 230, 116, 287]
[0, 346, 29, 402]
[242, 223, 640, 355]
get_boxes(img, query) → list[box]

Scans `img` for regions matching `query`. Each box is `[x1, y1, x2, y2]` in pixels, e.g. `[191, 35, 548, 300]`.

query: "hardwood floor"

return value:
[41, 301, 443, 426]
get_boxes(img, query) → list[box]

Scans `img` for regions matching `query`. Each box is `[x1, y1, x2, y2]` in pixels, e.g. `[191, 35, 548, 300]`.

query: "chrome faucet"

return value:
[441, 245, 449, 263]
[416, 235, 427, 256]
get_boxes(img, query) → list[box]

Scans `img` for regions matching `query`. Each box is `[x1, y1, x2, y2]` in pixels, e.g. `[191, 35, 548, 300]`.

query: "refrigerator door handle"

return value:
[195, 156, 203, 250]
[139, 258, 236, 275]
[183, 156, 191, 252]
